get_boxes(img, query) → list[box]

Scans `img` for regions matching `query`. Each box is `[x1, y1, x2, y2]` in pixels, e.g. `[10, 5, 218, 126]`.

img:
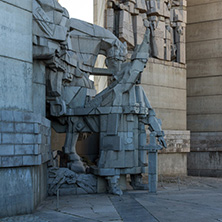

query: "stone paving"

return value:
[1, 176, 222, 222]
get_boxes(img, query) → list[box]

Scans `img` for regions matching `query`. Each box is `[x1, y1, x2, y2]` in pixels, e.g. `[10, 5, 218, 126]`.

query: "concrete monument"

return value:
[33, 0, 166, 195]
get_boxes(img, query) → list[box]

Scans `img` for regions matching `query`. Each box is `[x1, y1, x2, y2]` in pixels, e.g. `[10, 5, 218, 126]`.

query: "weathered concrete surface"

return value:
[187, 1, 222, 24]
[154, 109, 187, 130]
[187, 0, 222, 177]
[187, 96, 222, 114]
[0, 57, 32, 111]
[2, 177, 222, 222]
[158, 153, 187, 176]
[0, 164, 47, 218]
[187, 77, 222, 96]
[188, 152, 222, 177]
[0, 1, 32, 62]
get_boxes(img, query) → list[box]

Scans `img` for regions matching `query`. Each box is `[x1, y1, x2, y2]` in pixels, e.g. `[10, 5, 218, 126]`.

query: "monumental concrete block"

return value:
[33, 83, 46, 116]
[15, 145, 35, 155]
[0, 165, 47, 217]
[188, 151, 222, 177]
[0, 57, 32, 110]
[33, 61, 46, 85]
[1, 156, 23, 167]
[0, 1, 32, 62]
[187, 58, 222, 78]
[155, 109, 187, 130]
[0, 122, 14, 132]
[187, 39, 222, 61]
[158, 153, 187, 176]
[187, 2, 222, 24]
[2, 133, 23, 144]
[188, 114, 222, 132]
[142, 85, 186, 110]
[188, 96, 222, 114]
[190, 132, 222, 152]
[142, 62, 186, 89]
[0, 145, 14, 156]
[187, 20, 222, 43]
[188, 77, 222, 97]
[187, 0, 220, 7]
[15, 123, 34, 133]
[6, 0, 32, 12]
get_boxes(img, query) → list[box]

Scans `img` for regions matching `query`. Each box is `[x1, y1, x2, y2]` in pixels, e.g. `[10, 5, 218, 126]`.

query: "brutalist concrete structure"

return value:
[187, 0, 222, 177]
[94, 0, 190, 177]
[0, 0, 51, 217]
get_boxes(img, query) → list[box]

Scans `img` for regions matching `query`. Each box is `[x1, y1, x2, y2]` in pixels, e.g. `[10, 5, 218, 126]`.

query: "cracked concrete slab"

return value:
[2, 177, 222, 222]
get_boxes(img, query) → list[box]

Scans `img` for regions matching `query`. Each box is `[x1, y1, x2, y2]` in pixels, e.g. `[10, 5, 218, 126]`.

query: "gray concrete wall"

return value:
[0, 164, 47, 218]
[0, 0, 33, 111]
[0, 0, 50, 216]
[187, 0, 222, 176]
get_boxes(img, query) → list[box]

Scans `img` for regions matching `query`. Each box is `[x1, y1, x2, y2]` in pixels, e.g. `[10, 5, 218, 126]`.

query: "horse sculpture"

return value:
[33, 0, 166, 195]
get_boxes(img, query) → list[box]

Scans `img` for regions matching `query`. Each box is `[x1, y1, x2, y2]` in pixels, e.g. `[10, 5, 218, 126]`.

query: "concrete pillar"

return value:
[0, 0, 50, 217]
[187, 0, 222, 177]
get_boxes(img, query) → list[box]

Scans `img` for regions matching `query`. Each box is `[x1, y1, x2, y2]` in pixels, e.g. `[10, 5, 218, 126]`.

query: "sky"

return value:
[59, 0, 93, 23]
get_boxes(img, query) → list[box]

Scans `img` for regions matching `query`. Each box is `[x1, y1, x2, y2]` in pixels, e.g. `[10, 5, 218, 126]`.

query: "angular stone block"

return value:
[142, 84, 186, 110]
[187, 39, 222, 61]
[33, 83, 46, 116]
[6, 0, 32, 11]
[33, 61, 46, 85]
[0, 145, 14, 156]
[187, 76, 222, 97]
[15, 145, 34, 155]
[155, 109, 187, 130]
[188, 114, 222, 132]
[187, 2, 222, 24]
[188, 95, 222, 115]
[2, 133, 23, 144]
[15, 123, 34, 133]
[22, 134, 35, 144]
[0, 57, 32, 111]
[0, 164, 47, 217]
[187, 20, 222, 43]
[158, 153, 187, 176]
[142, 62, 186, 89]
[23, 155, 41, 166]
[0, 1, 32, 62]
[2, 156, 23, 167]
[0, 122, 14, 132]
[1, 110, 14, 122]
[187, 58, 222, 78]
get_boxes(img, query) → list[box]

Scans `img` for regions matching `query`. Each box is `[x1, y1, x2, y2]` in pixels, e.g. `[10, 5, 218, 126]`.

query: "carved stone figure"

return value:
[33, 0, 166, 195]
[106, 0, 186, 63]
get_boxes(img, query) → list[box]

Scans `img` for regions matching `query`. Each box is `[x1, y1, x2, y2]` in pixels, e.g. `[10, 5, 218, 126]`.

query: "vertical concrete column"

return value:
[0, 0, 50, 217]
[187, 0, 222, 176]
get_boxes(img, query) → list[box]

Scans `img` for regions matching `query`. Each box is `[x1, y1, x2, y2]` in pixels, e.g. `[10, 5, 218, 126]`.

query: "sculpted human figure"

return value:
[86, 25, 166, 195]
[33, 0, 166, 195]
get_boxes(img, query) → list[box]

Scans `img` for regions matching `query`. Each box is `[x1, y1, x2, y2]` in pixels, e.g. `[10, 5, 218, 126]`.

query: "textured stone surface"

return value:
[0, 57, 32, 110]
[0, 111, 51, 167]
[0, 1, 32, 62]
[187, 0, 222, 177]
[0, 164, 47, 218]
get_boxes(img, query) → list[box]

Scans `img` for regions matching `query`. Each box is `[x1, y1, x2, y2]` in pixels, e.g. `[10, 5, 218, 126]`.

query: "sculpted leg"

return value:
[106, 176, 123, 196]
[130, 174, 148, 190]
[64, 118, 85, 173]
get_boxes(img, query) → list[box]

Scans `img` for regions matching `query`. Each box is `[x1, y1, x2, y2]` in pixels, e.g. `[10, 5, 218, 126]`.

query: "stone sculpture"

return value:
[48, 167, 97, 195]
[33, 0, 166, 195]
[105, 0, 186, 63]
